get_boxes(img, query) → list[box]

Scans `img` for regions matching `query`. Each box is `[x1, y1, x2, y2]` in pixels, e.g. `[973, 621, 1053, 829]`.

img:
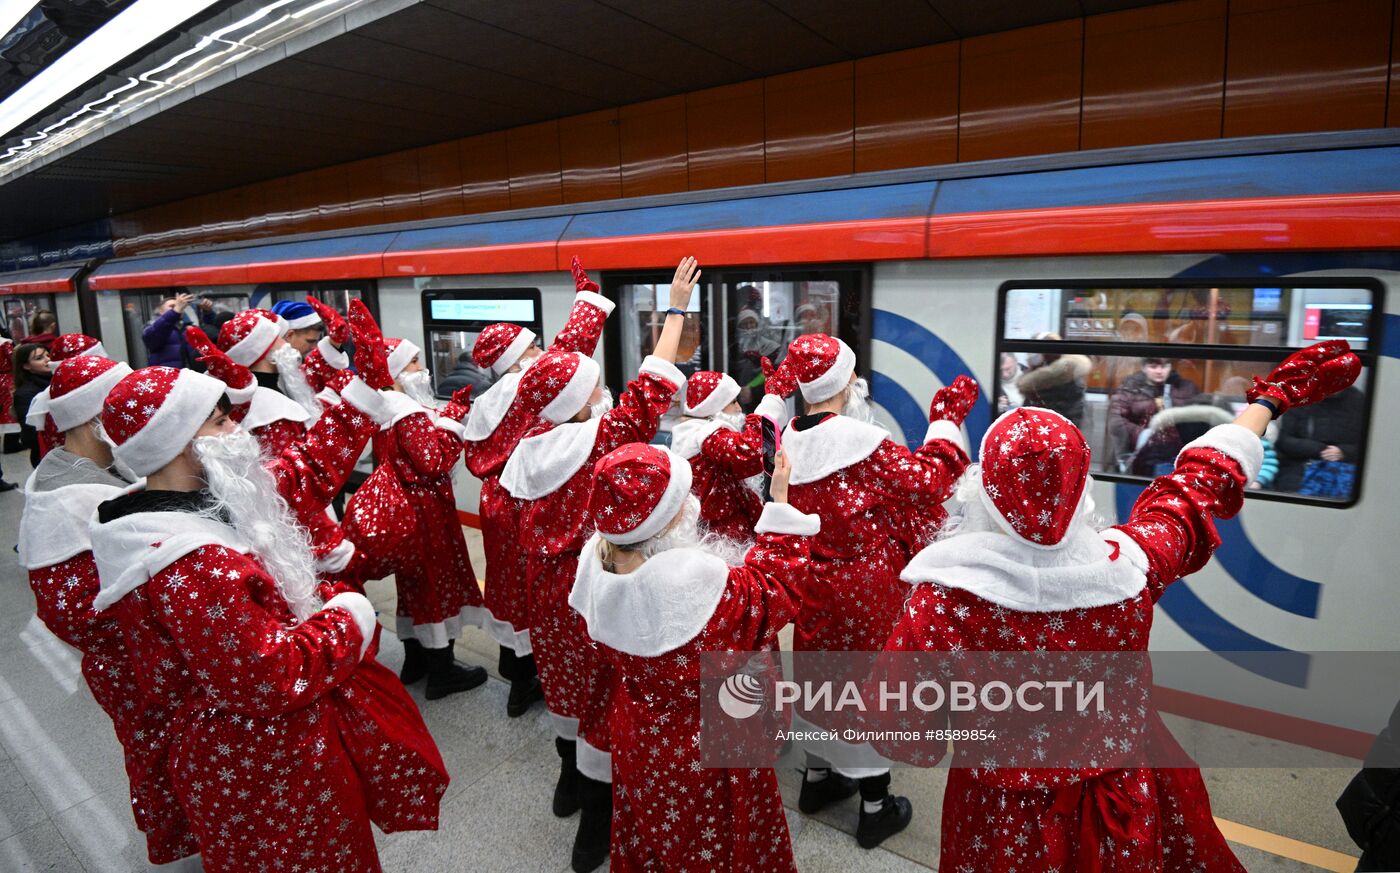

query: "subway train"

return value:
[3, 131, 1397, 753]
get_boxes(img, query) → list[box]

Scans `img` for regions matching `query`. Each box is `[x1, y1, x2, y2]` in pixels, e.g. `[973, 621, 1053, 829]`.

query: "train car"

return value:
[70, 132, 1400, 756]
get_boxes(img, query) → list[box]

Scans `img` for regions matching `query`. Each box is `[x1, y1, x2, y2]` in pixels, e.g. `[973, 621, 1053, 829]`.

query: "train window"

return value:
[419, 288, 543, 399]
[605, 267, 867, 443]
[120, 289, 251, 368]
[1, 293, 56, 340]
[257, 281, 378, 322]
[997, 281, 1382, 506]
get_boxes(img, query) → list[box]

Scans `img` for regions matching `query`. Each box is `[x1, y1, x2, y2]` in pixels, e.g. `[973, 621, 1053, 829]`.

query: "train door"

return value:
[119, 288, 251, 368]
[1, 291, 57, 340]
[419, 288, 544, 399]
[604, 266, 869, 442]
[257, 280, 380, 322]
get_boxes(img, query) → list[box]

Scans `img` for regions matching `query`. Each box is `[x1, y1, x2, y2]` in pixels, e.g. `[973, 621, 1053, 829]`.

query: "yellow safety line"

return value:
[1215, 817, 1359, 873]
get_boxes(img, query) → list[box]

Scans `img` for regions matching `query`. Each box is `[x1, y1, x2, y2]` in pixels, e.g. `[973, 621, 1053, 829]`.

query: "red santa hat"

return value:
[517, 348, 600, 425]
[473, 322, 537, 377]
[589, 443, 693, 545]
[30, 356, 132, 432]
[218, 309, 288, 366]
[975, 407, 1092, 549]
[785, 334, 856, 403]
[386, 337, 422, 381]
[49, 333, 107, 361]
[102, 366, 228, 477]
[682, 371, 740, 418]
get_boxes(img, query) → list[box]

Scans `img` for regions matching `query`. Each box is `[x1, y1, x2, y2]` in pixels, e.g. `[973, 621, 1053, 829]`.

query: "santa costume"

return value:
[24, 333, 106, 456]
[885, 340, 1361, 872]
[501, 347, 684, 870]
[0, 339, 17, 435]
[570, 443, 818, 873]
[214, 309, 313, 455]
[90, 364, 447, 873]
[343, 330, 486, 700]
[670, 370, 785, 542]
[17, 355, 201, 868]
[768, 334, 975, 846]
[465, 256, 614, 715]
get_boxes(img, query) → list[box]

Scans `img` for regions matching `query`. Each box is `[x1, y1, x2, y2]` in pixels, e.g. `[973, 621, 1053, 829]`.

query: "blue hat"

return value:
[270, 300, 321, 330]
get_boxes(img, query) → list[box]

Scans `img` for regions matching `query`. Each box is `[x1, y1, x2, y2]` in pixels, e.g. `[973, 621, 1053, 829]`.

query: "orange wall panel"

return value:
[687, 80, 765, 190]
[1082, 0, 1227, 149]
[855, 44, 958, 172]
[340, 157, 386, 229]
[458, 131, 511, 215]
[1224, 0, 1392, 137]
[1389, 0, 1399, 126]
[506, 121, 563, 210]
[560, 109, 622, 204]
[959, 19, 1083, 162]
[379, 151, 424, 225]
[416, 141, 466, 219]
[620, 96, 688, 198]
[765, 62, 854, 183]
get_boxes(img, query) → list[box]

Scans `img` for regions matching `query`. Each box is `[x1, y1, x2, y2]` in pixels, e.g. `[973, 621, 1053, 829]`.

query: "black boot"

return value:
[399, 638, 428, 685]
[424, 643, 487, 700]
[571, 774, 612, 873]
[553, 737, 580, 818]
[508, 653, 543, 718]
[855, 773, 912, 849]
[798, 768, 858, 814]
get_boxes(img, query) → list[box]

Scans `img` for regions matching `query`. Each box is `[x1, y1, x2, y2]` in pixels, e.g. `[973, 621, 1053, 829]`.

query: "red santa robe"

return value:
[0, 339, 17, 436]
[19, 478, 198, 865]
[570, 501, 818, 873]
[346, 392, 480, 646]
[887, 423, 1261, 872]
[304, 336, 349, 394]
[669, 393, 785, 544]
[500, 355, 684, 780]
[465, 289, 613, 656]
[91, 384, 442, 873]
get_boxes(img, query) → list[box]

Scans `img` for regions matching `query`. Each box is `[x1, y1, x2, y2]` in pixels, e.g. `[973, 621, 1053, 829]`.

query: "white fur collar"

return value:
[781, 415, 889, 485]
[91, 502, 249, 612]
[18, 481, 125, 569]
[243, 386, 310, 433]
[463, 371, 523, 442]
[500, 417, 602, 500]
[901, 525, 1147, 612]
[569, 535, 730, 656]
[669, 417, 728, 460]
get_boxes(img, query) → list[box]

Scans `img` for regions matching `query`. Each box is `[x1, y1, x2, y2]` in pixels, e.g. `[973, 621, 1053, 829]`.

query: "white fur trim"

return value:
[316, 336, 349, 369]
[24, 387, 49, 428]
[483, 608, 532, 655]
[798, 339, 855, 404]
[324, 592, 376, 659]
[393, 605, 484, 648]
[574, 289, 616, 317]
[754, 502, 820, 536]
[781, 414, 888, 485]
[337, 377, 391, 425]
[670, 417, 726, 460]
[576, 735, 612, 783]
[463, 371, 522, 441]
[682, 373, 739, 418]
[901, 523, 1147, 612]
[550, 711, 579, 741]
[152, 854, 202, 871]
[0, 423, 18, 433]
[1178, 423, 1263, 485]
[388, 339, 421, 381]
[18, 480, 123, 569]
[381, 390, 426, 426]
[45, 363, 132, 432]
[492, 329, 537, 376]
[225, 317, 281, 366]
[540, 353, 600, 425]
[789, 709, 891, 778]
[923, 418, 966, 451]
[754, 393, 788, 423]
[570, 536, 729, 656]
[500, 418, 602, 500]
[242, 386, 311, 433]
[314, 538, 355, 574]
[86, 342, 108, 359]
[436, 416, 465, 440]
[224, 380, 256, 405]
[315, 387, 341, 408]
[638, 354, 684, 390]
[600, 448, 693, 545]
[113, 370, 227, 477]
[91, 507, 250, 611]
[284, 312, 321, 330]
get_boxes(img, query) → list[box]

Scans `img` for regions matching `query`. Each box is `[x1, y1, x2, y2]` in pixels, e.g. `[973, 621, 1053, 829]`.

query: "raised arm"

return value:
[730, 453, 820, 648]
[550, 256, 617, 357]
[866, 376, 978, 505]
[699, 414, 765, 478]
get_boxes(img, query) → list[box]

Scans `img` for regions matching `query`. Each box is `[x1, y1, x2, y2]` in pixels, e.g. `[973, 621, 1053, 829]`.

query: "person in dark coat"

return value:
[1015, 335, 1091, 428]
[1274, 385, 1364, 493]
[12, 342, 52, 467]
[142, 293, 196, 368]
[436, 351, 492, 400]
[1108, 357, 1200, 473]
[1338, 698, 1400, 872]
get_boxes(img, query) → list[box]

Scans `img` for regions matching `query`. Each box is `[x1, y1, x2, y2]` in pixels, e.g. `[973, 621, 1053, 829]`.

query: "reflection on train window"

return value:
[1, 293, 56, 340]
[998, 281, 1381, 505]
[120, 289, 250, 369]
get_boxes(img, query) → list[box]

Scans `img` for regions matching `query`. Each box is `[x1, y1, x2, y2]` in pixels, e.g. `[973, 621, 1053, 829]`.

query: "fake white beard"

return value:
[841, 377, 878, 426]
[399, 369, 440, 408]
[632, 496, 750, 567]
[270, 344, 319, 417]
[193, 430, 321, 621]
[589, 387, 614, 420]
[713, 410, 745, 431]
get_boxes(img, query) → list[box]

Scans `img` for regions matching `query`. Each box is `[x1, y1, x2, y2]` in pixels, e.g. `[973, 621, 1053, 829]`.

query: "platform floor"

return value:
[0, 451, 1367, 872]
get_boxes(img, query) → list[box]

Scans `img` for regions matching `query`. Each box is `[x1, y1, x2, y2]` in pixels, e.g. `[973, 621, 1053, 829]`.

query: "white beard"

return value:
[713, 410, 744, 431]
[399, 369, 440, 409]
[194, 430, 321, 621]
[633, 496, 751, 567]
[841, 377, 880, 426]
[589, 387, 614, 420]
[270, 344, 320, 418]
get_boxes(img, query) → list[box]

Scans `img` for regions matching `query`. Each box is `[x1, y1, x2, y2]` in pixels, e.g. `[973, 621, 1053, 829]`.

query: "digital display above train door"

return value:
[419, 288, 543, 399]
